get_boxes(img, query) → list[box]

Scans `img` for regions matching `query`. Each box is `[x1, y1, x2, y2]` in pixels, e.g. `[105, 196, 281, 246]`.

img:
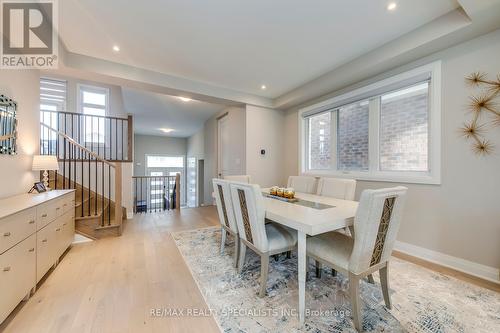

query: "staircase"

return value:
[40, 122, 125, 239]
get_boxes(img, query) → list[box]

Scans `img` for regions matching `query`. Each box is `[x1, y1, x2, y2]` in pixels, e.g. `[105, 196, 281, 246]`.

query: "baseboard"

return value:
[126, 212, 134, 219]
[394, 241, 499, 284]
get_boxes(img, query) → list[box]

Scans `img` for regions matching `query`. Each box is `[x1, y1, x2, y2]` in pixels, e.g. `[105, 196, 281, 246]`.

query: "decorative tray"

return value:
[263, 193, 299, 203]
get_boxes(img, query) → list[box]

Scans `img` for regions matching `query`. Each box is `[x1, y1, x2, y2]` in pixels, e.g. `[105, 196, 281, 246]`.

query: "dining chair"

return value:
[306, 186, 407, 331]
[316, 177, 357, 242]
[213, 179, 240, 268]
[224, 175, 251, 183]
[287, 175, 317, 194]
[229, 182, 298, 297]
[316, 177, 356, 200]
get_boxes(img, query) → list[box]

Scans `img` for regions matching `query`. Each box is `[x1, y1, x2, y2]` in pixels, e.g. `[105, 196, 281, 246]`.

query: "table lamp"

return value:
[32, 155, 59, 189]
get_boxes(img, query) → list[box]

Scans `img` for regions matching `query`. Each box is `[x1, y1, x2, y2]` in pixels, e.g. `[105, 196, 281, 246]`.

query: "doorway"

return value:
[217, 115, 229, 178]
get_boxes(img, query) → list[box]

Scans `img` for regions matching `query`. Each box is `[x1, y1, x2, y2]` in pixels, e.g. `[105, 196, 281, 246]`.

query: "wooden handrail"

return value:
[40, 123, 115, 168]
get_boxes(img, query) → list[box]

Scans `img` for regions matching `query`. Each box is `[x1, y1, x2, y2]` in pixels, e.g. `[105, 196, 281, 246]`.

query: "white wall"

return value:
[202, 107, 246, 204]
[246, 105, 286, 187]
[187, 128, 204, 159]
[0, 70, 40, 198]
[284, 29, 500, 276]
[133, 134, 187, 176]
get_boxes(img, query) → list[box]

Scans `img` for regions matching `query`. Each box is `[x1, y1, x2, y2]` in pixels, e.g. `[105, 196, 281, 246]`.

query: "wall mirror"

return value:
[0, 94, 17, 155]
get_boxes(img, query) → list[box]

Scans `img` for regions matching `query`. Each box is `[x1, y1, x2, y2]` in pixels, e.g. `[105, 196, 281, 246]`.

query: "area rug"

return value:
[171, 227, 500, 333]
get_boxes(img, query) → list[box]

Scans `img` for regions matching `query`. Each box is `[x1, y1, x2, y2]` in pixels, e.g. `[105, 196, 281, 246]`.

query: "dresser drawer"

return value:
[0, 208, 36, 255]
[62, 194, 74, 214]
[36, 201, 58, 230]
[36, 223, 57, 282]
[0, 234, 36, 324]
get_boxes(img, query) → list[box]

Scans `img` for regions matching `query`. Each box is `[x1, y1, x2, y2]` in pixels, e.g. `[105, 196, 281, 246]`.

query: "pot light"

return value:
[178, 97, 191, 102]
[387, 2, 397, 11]
[112, 45, 120, 52]
[261, 85, 267, 90]
[159, 128, 174, 133]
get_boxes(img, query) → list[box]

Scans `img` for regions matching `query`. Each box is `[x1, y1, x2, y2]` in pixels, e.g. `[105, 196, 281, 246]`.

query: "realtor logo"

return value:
[1, 0, 58, 68]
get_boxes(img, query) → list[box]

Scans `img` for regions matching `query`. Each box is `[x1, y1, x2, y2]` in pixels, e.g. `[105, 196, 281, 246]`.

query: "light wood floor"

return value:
[0, 206, 220, 333]
[2, 206, 497, 333]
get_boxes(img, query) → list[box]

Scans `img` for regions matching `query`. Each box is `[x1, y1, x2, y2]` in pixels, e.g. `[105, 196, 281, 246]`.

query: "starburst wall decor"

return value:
[460, 72, 500, 155]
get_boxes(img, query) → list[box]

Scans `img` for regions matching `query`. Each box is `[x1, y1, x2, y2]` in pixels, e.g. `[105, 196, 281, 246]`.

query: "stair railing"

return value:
[132, 174, 180, 213]
[40, 110, 132, 161]
[40, 123, 123, 231]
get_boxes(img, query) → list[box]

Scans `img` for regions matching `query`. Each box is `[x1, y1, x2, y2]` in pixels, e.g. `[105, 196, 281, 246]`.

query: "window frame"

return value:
[298, 61, 441, 185]
[77, 84, 109, 145]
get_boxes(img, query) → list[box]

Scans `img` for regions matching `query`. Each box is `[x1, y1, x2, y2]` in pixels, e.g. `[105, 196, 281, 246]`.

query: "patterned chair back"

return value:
[287, 176, 317, 194]
[212, 179, 238, 234]
[229, 182, 269, 252]
[224, 175, 251, 183]
[349, 187, 407, 274]
[316, 177, 356, 200]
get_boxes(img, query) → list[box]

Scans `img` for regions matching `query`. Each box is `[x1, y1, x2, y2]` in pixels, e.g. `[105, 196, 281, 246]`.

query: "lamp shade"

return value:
[32, 155, 59, 171]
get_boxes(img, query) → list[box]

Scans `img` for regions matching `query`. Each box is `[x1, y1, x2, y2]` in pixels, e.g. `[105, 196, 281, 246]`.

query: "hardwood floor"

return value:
[0, 206, 220, 333]
[1, 205, 497, 333]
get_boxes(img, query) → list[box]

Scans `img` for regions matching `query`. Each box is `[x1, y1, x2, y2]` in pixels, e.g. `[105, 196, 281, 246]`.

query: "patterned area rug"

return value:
[171, 227, 500, 333]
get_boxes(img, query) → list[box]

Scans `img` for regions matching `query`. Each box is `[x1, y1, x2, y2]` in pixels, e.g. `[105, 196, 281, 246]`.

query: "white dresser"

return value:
[0, 190, 75, 324]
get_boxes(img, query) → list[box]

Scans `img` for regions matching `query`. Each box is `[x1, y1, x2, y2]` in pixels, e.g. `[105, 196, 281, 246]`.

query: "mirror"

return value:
[0, 94, 17, 155]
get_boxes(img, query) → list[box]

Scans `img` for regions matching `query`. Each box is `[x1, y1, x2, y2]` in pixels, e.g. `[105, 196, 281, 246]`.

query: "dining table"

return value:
[262, 189, 359, 324]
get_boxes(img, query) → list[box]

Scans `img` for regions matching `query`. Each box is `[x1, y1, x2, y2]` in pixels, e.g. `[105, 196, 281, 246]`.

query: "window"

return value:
[40, 78, 67, 154]
[300, 62, 441, 184]
[146, 156, 184, 168]
[79, 85, 108, 144]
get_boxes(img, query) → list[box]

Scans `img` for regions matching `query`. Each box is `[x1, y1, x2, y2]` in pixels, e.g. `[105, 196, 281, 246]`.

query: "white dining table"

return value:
[262, 189, 359, 324]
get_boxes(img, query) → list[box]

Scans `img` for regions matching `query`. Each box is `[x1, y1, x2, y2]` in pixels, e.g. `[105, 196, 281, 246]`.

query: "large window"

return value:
[300, 62, 441, 184]
[40, 78, 67, 154]
[79, 85, 108, 144]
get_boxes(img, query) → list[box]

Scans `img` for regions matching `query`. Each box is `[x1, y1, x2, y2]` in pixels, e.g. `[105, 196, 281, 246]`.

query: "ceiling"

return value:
[59, 0, 460, 99]
[122, 88, 225, 137]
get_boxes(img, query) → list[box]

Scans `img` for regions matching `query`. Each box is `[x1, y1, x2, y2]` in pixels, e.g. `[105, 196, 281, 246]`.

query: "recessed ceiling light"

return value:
[387, 2, 397, 11]
[159, 128, 174, 133]
[112, 45, 120, 52]
[178, 97, 191, 102]
[261, 85, 267, 90]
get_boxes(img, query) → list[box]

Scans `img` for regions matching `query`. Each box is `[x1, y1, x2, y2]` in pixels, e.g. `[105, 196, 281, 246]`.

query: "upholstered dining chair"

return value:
[224, 175, 251, 183]
[306, 186, 407, 331]
[229, 182, 298, 297]
[316, 177, 357, 241]
[316, 177, 356, 200]
[287, 175, 317, 194]
[213, 179, 240, 268]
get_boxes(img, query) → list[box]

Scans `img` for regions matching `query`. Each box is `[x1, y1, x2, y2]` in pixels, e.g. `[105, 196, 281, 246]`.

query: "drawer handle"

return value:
[41, 213, 48, 218]
[56, 207, 61, 210]
[3, 267, 10, 272]
[42, 239, 48, 243]
[63, 203, 68, 207]
[56, 228, 61, 231]
[3, 232, 11, 237]
[29, 248, 35, 252]
[29, 219, 35, 224]
[63, 223, 67, 226]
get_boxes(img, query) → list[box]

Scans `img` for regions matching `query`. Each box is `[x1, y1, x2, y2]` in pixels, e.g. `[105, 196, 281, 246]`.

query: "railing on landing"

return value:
[40, 123, 123, 230]
[132, 174, 181, 213]
[40, 110, 132, 162]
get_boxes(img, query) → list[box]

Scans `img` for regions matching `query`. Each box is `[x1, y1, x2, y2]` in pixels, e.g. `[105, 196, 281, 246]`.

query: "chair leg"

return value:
[233, 235, 240, 268]
[332, 269, 337, 277]
[380, 263, 392, 309]
[220, 228, 227, 254]
[259, 254, 270, 298]
[274, 254, 279, 262]
[286, 251, 291, 259]
[315, 260, 322, 278]
[367, 274, 375, 284]
[349, 273, 362, 332]
[237, 242, 247, 274]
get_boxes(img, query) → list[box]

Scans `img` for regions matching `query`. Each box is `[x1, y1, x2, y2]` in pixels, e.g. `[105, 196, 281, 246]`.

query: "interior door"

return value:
[217, 115, 230, 178]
